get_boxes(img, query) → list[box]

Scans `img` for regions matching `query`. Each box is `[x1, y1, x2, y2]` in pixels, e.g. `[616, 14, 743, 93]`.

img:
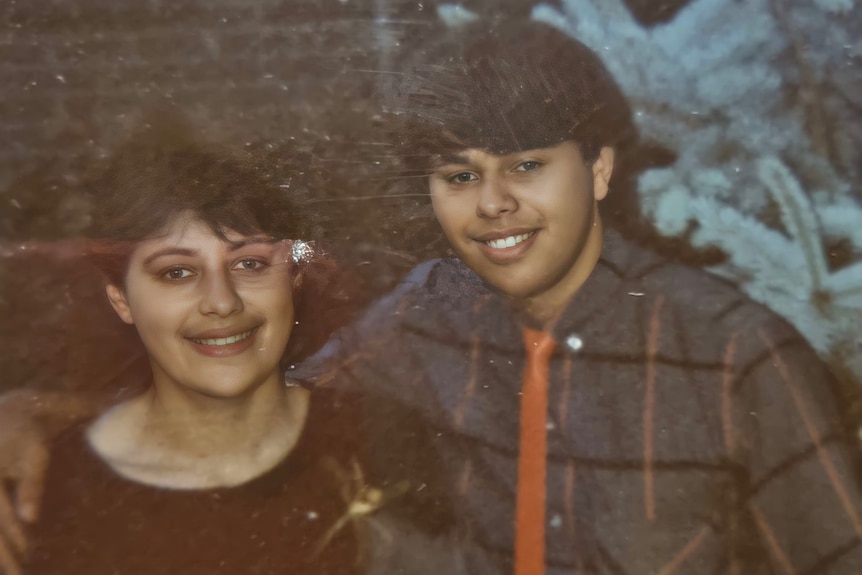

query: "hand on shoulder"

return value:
[0, 390, 54, 575]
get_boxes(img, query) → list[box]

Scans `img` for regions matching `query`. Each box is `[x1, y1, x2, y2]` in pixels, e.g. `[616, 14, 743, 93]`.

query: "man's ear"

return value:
[591, 147, 615, 201]
[105, 284, 135, 325]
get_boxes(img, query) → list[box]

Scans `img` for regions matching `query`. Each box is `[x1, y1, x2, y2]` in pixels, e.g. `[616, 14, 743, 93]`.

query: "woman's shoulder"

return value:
[47, 412, 118, 480]
[36, 419, 131, 536]
[84, 395, 148, 462]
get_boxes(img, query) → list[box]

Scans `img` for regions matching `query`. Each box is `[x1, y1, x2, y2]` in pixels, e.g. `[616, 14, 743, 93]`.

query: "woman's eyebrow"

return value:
[226, 238, 279, 251]
[142, 247, 197, 265]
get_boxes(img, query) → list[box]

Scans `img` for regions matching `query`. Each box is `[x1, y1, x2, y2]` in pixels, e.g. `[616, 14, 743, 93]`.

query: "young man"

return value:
[2, 20, 861, 575]
[289, 20, 862, 574]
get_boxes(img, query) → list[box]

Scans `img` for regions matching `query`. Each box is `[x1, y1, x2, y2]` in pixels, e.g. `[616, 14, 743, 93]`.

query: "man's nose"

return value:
[198, 270, 243, 317]
[476, 178, 518, 218]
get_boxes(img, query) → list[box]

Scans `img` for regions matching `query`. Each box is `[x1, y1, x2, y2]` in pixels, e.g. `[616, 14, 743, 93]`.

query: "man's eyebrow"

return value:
[435, 154, 471, 166]
[142, 247, 197, 265]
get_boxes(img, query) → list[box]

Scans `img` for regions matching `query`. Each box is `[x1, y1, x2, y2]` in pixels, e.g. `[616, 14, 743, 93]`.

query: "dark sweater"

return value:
[30, 390, 362, 575]
[292, 230, 862, 574]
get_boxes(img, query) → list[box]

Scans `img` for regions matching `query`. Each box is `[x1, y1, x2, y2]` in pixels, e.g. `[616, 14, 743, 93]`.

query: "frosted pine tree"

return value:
[528, 0, 862, 389]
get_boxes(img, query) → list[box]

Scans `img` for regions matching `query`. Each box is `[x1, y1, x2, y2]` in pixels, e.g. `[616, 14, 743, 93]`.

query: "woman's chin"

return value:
[171, 371, 279, 402]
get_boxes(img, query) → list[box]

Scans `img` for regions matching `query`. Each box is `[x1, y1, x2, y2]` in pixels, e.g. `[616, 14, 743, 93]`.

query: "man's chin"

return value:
[476, 270, 534, 301]
[458, 251, 541, 300]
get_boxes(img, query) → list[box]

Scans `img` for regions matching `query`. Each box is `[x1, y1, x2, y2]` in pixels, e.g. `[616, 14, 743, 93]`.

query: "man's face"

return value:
[429, 141, 614, 309]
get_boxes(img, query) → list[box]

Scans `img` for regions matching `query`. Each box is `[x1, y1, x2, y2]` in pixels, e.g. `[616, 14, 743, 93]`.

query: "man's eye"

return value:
[163, 267, 193, 281]
[234, 258, 266, 272]
[448, 172, 478, 184]
[515, 160, 542, 172]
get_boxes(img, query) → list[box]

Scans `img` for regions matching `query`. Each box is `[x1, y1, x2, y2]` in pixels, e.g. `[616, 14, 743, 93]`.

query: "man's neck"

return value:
[513, 219, 604, 331]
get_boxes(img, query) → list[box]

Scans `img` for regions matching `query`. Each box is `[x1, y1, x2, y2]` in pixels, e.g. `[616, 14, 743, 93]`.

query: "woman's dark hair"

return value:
[85, 123, 308, 285]
[84, 120, 355, 363]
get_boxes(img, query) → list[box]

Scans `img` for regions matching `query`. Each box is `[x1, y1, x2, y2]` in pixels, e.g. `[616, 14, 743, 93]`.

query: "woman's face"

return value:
[106, 214, 296, 399]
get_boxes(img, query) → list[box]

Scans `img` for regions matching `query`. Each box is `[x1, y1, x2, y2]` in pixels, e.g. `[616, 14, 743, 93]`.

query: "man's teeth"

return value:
[192, 330, 252, 346]
[485, 233, 533, 249]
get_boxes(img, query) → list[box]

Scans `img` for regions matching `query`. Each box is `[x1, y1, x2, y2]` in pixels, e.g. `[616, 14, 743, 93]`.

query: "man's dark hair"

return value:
[386, 20, 641, 231]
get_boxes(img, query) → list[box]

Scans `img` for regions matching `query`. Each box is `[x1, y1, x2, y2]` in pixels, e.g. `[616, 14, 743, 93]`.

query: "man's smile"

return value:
[481, 231, 537, 249]
[473, 229, 540, 263]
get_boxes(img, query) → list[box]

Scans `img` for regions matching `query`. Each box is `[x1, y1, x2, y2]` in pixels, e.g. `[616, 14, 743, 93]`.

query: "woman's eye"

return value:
[515, 160, 542, 172]
[447, 172, 478, 184]
[163, 267, 193, 281]
[234, 258, 266, 272]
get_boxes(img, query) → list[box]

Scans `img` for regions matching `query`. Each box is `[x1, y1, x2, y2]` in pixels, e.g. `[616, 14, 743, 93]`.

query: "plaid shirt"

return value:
[291, 230, 862, 574]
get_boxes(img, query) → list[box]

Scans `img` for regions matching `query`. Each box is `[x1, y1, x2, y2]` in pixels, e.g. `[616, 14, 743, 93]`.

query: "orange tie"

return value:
[515, 327, 556, 575]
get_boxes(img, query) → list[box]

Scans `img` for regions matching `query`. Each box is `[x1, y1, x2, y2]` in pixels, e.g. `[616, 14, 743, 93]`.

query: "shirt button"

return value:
[549, 513, 563, 529]
[565, 334, 584, 352]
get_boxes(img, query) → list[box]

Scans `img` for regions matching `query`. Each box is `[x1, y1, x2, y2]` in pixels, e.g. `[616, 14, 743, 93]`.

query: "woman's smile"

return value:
[187, 326, 260, 357]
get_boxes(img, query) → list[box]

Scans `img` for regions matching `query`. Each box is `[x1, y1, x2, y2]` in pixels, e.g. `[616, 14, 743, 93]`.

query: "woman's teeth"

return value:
[484, 232, 533, 249]
[192, 330, 252, 346]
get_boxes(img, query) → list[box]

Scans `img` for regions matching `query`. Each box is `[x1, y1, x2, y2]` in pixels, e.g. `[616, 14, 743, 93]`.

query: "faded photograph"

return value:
[1, 1, 861, 574]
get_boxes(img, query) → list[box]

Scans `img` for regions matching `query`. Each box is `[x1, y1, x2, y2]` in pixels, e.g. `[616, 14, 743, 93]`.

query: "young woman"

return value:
[25, 127, 366, 575]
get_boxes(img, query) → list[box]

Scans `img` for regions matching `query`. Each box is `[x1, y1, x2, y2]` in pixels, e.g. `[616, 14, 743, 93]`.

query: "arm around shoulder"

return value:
[288, 260, 442, 397]
[0, 387, 104, 525]
[0, 388, 102, 437]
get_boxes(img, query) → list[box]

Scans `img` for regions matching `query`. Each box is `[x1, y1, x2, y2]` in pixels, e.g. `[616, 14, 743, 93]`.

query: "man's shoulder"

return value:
[392, 257, 490, 309]
[344, 257, 489, 342]
[606, 232, 801, 349]
[405, 257, 485, 289]
[646, 258, 775, 325]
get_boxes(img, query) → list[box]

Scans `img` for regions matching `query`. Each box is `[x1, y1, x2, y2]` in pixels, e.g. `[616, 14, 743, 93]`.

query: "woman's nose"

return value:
[198, 270, 243, 317]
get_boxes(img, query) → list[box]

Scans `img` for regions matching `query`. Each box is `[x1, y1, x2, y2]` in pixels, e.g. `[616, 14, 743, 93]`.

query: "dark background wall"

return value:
[1, 0, 687, 198]
[0, 0, 690, 393]
[2, 0, 391, 191]
[1, 0, 441, 392]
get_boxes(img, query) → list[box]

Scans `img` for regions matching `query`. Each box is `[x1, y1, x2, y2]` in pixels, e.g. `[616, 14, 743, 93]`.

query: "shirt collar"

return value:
[400, 230, 666, 351]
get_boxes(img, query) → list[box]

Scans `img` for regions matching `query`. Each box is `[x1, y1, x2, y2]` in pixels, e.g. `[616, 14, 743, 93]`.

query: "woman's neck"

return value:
[87, 375, 309, 489]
